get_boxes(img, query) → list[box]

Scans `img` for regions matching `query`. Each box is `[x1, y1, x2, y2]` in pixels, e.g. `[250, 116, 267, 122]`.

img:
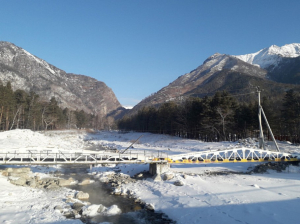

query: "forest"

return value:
[2, 81, 300, 143]
[118, 90, 300, 143]
[0, 82, 105, 131]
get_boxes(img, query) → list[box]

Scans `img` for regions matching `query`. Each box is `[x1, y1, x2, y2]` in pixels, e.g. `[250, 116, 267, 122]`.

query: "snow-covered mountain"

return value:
[129, 44, 300, 115]
[235, 43, 300, 69]
[0, 41, 121, 115]
[129, 53, 269, 113]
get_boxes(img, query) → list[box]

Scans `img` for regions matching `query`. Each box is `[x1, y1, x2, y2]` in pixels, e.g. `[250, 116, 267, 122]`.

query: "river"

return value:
[60, 165, 175, 224]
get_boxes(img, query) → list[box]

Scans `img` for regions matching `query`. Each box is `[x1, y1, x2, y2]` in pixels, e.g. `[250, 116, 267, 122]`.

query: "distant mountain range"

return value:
[129, 43, 300, 114]
[1, 41, 300, 119]
[0, 41, 121, 116]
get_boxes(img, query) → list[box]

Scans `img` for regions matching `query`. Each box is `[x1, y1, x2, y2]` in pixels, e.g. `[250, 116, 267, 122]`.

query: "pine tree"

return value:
[281, 89, 300, 142]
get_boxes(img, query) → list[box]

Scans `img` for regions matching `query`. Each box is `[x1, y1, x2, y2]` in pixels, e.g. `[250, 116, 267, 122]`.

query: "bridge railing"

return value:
[0, 148, 298, 165]
[167, 147, 298, 163]
[0, 150, 169, 164]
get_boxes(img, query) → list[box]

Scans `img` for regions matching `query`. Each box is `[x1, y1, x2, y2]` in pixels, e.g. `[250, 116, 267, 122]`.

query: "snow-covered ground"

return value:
[0, 173, 82, 224]
[0, 129, 87, 153]
[1, 129, 300, 224]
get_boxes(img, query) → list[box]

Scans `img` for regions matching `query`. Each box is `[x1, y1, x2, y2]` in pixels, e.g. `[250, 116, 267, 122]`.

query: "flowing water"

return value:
[60, 165, 175, 224]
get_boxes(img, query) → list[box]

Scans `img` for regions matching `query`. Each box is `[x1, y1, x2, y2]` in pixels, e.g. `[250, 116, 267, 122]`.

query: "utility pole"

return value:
[256, 87, 280, 152]
[257, 87, 266, 150]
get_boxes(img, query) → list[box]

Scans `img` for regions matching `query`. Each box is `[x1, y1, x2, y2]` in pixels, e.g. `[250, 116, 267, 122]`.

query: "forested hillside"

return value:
[0, 41, 121, 116]
[118, 90, 300, 143]
[0, 82, 112, 131]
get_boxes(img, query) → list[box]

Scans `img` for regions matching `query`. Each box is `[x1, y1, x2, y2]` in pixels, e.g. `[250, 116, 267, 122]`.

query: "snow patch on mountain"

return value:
[235, 43, 300, 69]
[22, 49, 56, 75]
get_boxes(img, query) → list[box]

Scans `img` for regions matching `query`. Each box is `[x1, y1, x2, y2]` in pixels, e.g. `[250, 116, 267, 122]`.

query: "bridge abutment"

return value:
[149, 163, 170, 176]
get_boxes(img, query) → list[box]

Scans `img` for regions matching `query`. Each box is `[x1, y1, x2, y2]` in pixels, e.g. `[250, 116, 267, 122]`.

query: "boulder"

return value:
[63, 209, 76, 219]
[54, 205, 63, 212]
[76, 191, 89, 200]
[145, 203, 155, 211]
[97, 204, 106, 213]
[58, 178, 73, 187]
[72, 202, 85, 212]
[79, 178, 91, 185]
[174, 180, 185, 186]
[10, 177, 27, 186]
[46, 183, 59, 189]
[162, 173, 174, 181]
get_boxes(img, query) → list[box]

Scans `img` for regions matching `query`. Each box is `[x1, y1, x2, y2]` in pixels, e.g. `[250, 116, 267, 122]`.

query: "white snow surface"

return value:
[1, 129, 300, 224]
[0, 129, 87, 153]
[0, 174, 82, 224]
[235, 43, 300, 69]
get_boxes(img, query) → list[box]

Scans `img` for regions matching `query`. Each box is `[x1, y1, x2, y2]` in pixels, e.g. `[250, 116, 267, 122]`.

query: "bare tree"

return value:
[216, 107, 233, 141]
[42, 105, 57, 130]
[10, 106, 22, 130]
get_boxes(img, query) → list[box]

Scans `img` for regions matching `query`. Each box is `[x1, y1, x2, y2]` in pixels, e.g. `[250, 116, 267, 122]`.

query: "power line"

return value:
[207, 91, 256, 99]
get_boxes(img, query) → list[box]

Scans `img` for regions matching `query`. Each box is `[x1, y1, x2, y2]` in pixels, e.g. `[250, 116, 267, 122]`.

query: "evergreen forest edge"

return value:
[118, 90, 300, 143]
[1, 81, 300, 144]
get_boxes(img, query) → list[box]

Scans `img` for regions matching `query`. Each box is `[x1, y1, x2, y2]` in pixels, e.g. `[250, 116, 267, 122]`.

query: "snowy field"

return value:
[0, 129, 300, 224]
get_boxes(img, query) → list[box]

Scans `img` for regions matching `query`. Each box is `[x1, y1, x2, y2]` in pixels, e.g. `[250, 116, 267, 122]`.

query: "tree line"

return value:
[118, 90, 300, 143]
[0, 82, 109, 131]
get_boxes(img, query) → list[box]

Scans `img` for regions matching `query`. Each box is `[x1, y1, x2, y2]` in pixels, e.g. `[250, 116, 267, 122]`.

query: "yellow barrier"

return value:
[167, 159, 299, 164]
[154, 157, 299, 164]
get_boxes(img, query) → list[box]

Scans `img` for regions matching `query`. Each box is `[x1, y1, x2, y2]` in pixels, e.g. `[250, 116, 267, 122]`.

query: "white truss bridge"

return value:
[0, 147, 298, 165]
[0, 150, 165, 165]
[166, 147, 298, 163]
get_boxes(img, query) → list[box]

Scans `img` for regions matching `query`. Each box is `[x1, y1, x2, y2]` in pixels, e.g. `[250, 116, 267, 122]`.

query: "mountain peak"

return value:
[234, 43, 300, 69]
[0, 41, 121, 115]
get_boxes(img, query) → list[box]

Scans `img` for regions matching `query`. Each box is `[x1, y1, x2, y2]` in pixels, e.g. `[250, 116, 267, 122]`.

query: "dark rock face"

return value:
[266, 56, 300, 85]
[0, 41, 121, 115]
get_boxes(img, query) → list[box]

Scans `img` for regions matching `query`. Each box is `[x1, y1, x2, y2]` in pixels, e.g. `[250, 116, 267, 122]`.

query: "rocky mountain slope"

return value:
[0, 41, 121, 115]
[130, 44, 300, 114]
[267, 56, 300, 84]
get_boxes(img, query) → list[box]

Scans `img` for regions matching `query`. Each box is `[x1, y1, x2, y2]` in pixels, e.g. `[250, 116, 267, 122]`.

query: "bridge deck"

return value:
[0, 147, 298, 165]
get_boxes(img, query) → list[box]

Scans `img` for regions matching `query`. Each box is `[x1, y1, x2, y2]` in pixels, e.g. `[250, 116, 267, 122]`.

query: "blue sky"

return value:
[1, 0, 300, 107]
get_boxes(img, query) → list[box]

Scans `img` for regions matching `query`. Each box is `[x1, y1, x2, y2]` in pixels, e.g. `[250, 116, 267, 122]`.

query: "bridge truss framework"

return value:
[0, 147, 298, 165]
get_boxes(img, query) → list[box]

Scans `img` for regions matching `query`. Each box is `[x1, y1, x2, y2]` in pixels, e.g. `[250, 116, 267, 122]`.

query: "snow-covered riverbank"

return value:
[1, 129, 300, 224]
[0, 173, 82, 224]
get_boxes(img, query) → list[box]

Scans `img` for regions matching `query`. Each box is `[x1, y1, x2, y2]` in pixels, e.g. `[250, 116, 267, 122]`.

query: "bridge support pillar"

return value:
[149, 163, 170, 176]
